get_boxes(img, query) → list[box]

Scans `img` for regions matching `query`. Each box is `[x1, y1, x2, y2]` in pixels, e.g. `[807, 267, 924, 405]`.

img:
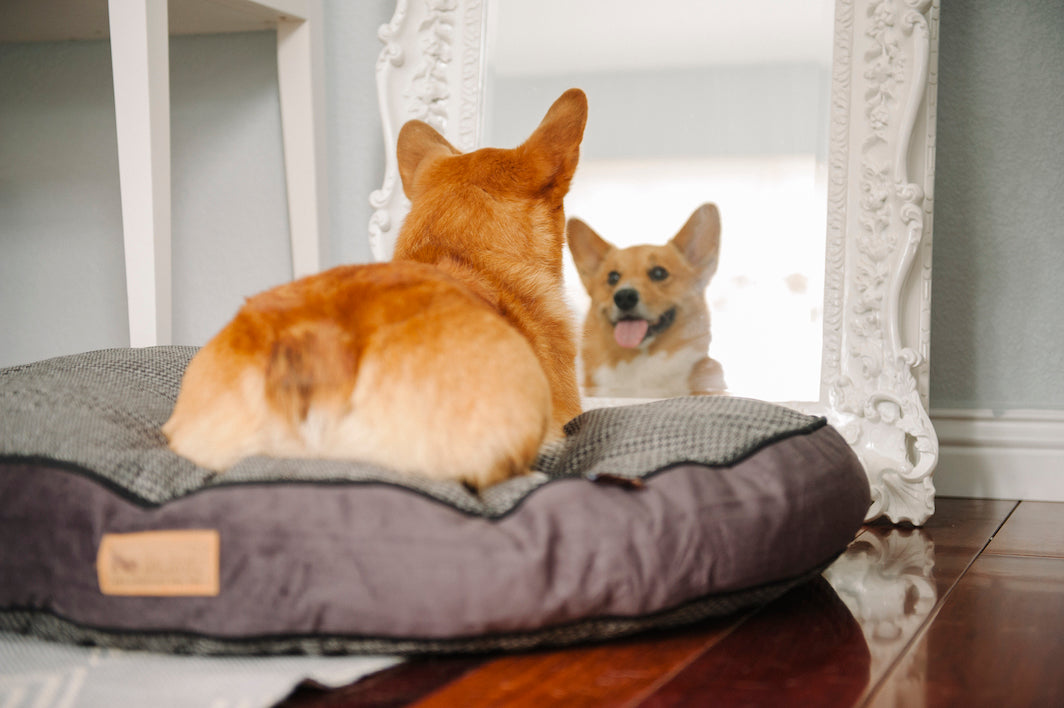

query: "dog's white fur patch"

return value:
[591, 348, 705, 398]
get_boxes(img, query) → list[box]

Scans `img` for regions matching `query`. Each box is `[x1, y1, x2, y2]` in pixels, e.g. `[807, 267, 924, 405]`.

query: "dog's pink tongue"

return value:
[614, 319, 649, 349]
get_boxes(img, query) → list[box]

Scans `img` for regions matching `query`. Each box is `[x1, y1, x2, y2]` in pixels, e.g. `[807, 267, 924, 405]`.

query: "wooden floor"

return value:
[278, 498, 1064, 707]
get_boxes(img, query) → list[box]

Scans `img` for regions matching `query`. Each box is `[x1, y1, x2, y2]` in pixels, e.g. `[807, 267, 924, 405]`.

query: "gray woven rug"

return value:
[0, 346, 825, 517]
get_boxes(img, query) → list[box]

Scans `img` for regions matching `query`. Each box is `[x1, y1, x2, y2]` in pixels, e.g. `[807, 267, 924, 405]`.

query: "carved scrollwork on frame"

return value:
[814, 0, 940, 524]
[371, 0, 942, 525]
[370, 0, 486, 261]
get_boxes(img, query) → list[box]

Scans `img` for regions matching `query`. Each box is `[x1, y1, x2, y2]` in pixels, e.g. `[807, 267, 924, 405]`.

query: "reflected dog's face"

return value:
[567, 203, 725, 396]
[579, 242, 693, 350]
[569, 203, 720, 352]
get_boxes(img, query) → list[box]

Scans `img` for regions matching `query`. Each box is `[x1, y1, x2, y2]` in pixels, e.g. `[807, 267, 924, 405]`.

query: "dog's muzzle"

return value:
[610, 287, 677, 348]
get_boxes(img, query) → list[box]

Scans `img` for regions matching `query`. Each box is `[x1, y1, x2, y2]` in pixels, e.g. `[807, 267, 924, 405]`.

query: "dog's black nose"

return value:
[614, 288, 639, 311]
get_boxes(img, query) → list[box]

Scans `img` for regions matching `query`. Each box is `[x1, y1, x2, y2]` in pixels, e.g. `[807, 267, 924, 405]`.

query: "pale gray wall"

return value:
[487, 65, 830, 162]
[1, 0, 1062, 413]
[929, 0, 1064, 410]
[1, 38, 130, 361]
[0, 0, 389, 365]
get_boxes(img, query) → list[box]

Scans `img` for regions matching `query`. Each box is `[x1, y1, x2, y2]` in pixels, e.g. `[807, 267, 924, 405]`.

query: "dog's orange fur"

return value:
[568, 203, 726, 397]
[163, 89, 588, 488]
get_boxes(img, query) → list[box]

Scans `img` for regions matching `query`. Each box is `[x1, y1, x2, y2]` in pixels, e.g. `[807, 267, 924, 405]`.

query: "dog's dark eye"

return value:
[607, 271, 621, 286]
[649, 266, 669, 282]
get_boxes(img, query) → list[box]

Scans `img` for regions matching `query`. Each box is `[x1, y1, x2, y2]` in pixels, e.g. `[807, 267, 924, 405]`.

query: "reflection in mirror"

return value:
[486, 0, 835, 401]
[568, 203, 726, 397]
[375, 0, 941, 523]
[824, 528, 937, 705]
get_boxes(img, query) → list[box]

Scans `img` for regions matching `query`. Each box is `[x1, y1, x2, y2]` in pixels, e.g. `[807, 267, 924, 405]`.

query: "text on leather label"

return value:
[96, 530, 220, 597]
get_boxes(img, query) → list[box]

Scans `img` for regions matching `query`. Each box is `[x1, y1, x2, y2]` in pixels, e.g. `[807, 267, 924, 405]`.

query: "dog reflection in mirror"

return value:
[568, 203, 726, 398]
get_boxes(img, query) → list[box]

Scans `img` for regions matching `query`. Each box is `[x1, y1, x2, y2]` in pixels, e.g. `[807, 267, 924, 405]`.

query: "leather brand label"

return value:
[96, 530, 220, 597]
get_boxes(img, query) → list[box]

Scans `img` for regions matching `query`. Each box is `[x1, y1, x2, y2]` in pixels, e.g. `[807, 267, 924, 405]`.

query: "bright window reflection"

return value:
[564, 156, 826, 402]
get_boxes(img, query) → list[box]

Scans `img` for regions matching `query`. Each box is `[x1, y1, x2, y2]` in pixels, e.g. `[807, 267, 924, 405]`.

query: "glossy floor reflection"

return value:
[279, 498, 1064, 707]
[822, 526, 936, 707]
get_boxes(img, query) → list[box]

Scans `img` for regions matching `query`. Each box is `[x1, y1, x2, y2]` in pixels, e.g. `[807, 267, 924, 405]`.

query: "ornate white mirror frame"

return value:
[370, 0, 941, 525]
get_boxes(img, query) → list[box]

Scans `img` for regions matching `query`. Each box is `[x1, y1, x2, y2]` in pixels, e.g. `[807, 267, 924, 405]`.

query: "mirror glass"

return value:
[485, 0, 835, 402]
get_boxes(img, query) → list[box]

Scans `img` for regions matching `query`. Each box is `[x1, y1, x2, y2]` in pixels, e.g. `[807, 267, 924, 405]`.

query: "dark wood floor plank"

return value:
[638, 498, 1016, 707]
[274, 655, 488, 708]
[902, 497, 1017, 552]
[409, 619, 743, 708]
[637, 577, 870, 708]
[985, 501, 1064, 558]
[878, 498, 1018, 603]
[866, 554, 1064, 707]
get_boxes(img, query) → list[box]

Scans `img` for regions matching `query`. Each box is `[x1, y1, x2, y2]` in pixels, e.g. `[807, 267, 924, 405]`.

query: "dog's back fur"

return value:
[163, 89, 588, 488]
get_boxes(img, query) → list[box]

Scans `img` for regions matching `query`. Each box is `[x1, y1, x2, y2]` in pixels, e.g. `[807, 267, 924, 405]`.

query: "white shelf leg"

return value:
[277, 0, 326, 279]
[108, 0, 172, 346]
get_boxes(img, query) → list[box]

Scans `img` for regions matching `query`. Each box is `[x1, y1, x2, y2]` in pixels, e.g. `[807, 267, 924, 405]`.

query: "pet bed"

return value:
[0, 347, 869, 654]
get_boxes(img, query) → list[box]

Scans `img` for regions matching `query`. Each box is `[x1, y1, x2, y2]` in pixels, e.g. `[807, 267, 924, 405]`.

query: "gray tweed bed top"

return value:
[0, 346, 826, 515]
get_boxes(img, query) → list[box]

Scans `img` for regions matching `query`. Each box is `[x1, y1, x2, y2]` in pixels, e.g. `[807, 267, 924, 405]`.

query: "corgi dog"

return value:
[567, 203, 725, 398]
[163, 89, 588, 489]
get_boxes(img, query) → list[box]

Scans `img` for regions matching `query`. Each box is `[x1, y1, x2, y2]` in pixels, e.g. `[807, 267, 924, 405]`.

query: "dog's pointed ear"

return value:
[521, 89, 588, 194]
[397, 120, 460, 200]
[671, 203, 721, 281]
[567, 217, 612, 287]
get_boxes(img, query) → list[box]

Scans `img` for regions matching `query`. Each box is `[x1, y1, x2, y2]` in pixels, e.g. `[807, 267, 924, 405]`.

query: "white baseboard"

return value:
[931, 409, 1064, 502]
